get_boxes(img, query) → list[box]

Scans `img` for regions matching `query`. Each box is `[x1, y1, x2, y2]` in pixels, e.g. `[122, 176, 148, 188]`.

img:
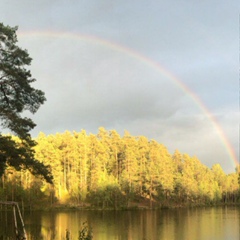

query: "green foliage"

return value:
[1, 127, 239, 207]
[0, 23, 45, 141]
[0, 22, 52, 183]
[87, 182, 124, 208]
[0, 135, 52, 183]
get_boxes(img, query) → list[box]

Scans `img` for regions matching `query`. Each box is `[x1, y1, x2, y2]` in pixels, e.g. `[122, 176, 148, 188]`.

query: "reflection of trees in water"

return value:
[0, 209, 14, 239]
[0, 202, 27, 239]
[25, 211, 57, 240]
[1, 208, 239, 239]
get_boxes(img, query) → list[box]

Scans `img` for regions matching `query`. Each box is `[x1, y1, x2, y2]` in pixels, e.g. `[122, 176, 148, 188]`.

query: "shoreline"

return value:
[13, 201, 240, 211]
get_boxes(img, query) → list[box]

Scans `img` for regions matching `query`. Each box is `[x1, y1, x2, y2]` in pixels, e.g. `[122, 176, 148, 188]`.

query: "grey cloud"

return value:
[0, 1, 238, 173]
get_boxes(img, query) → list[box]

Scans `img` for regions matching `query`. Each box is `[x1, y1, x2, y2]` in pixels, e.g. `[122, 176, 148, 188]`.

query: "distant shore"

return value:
[15, 201, 240, 211]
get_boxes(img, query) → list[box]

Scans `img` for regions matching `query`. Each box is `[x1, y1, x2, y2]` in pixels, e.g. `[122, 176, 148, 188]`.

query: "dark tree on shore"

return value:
[0, 22, 52, 183]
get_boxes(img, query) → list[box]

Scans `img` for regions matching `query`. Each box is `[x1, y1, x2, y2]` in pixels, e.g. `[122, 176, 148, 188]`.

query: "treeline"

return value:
[0, 127, 239, 209]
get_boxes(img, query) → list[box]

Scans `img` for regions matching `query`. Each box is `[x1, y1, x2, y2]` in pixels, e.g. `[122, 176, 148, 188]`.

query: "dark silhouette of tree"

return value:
[0, 23, 52, 183]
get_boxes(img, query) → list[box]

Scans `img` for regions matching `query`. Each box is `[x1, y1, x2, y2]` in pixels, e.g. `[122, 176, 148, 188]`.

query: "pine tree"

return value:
[137, 136, 149, 197]
[73, 130, 90, 201]
[121, 131, 139, 199]
[109, 129, 123, 181]
[0, 23, 52, 182]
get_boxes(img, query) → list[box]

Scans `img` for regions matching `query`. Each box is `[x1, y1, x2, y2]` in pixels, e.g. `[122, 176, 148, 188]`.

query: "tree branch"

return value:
[0, 84, 9, 105]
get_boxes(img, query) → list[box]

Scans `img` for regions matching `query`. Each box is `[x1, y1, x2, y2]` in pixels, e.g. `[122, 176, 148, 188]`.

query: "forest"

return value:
[0, 127, 239, 209]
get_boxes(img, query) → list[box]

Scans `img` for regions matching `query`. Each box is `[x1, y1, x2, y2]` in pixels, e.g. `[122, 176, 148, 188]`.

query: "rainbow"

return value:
[18, 31, 239, 169]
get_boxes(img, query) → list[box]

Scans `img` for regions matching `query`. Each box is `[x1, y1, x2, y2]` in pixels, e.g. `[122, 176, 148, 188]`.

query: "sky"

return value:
[0, 1, 239, 173]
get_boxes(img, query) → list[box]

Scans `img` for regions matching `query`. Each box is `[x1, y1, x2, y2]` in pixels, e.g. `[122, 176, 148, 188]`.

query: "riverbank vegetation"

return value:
[0, 128, 239, 209]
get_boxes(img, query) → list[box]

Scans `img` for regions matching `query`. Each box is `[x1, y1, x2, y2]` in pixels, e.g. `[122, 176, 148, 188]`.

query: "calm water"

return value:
[0, 206, 239, 240]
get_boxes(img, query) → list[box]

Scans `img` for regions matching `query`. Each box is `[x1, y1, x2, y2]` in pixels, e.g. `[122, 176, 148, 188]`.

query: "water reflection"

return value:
[0, 206, 239, 239]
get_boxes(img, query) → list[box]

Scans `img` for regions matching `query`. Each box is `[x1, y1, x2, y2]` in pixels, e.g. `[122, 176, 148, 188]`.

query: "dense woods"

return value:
[0, 127, 239, 209]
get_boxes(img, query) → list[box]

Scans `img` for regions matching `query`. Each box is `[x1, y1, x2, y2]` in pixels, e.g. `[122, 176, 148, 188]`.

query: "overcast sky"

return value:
[0, 1, 239, 173]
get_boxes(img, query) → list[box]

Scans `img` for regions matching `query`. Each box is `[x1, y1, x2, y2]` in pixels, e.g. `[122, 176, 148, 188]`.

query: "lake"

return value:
[0, 206, 239, 239]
